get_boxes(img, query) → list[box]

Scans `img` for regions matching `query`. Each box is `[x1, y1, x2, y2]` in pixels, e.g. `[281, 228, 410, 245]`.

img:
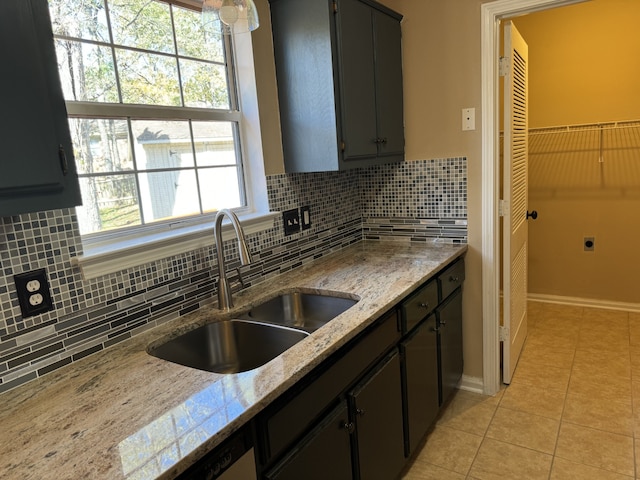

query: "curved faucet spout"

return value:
[214, 209, 252, 310]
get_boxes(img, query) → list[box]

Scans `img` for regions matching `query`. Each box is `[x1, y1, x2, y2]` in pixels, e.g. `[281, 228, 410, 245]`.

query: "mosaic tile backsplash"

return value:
[0, 158, 466, 393]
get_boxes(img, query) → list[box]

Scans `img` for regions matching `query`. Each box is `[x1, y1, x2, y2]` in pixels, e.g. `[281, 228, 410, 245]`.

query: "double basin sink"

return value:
[148, 292, 358, 374]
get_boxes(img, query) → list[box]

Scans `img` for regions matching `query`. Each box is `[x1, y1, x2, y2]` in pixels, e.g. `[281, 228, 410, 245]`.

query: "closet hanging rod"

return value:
[528, 119, 640, 136]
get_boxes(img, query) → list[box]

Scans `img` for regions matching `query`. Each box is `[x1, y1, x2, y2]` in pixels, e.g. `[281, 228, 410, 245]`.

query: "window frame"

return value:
[57, 0, 272, 278]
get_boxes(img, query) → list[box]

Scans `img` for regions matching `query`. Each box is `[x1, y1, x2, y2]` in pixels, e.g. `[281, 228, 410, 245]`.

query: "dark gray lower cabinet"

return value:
[265, 401, 353, 480]
[401, 314, 439, 456]
[437, 289, 463, 405]
[350, 350, 404, 480]
[251, 258, 465, 479]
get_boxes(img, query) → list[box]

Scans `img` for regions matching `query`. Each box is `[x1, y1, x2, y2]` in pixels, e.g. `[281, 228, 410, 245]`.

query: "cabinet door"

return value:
[350, 350, 404, 480]
[264, 401, 353, 480]
[437, 289, 463, 405]
[336, 0, 378, 162]
[0, 0, 81, 215]
[372, 8, 404, 159]
[401, 315, 439, 456]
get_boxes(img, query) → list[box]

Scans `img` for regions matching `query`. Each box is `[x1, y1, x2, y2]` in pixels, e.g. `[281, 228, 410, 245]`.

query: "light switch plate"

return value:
[283, 208, 300, 235]
[300, 206, 311, 230]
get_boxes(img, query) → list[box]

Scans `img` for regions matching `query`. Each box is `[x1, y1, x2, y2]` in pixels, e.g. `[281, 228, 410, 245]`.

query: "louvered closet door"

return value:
[502, 21, 529, 384]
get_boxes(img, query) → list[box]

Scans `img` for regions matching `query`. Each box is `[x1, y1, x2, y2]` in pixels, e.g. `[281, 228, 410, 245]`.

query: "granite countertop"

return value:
[0, 241, 466, 480]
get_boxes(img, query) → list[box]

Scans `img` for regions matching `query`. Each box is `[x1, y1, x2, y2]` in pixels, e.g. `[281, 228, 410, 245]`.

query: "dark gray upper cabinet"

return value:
[0, 0, 81, 216]
[269, 0, 404, 172]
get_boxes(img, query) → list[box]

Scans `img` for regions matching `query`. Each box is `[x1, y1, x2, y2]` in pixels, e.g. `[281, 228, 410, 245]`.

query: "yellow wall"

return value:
[375, 0, 487, 379]
[513, 0, 640, 304]
[514, 0, 640, 129]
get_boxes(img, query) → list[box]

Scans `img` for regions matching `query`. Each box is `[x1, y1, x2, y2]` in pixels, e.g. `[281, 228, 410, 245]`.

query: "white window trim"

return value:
[70, 4, 271, 280]
[72, 211, 278, 279]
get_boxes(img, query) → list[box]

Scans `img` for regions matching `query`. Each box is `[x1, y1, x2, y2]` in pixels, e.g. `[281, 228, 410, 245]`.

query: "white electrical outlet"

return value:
[26, 279, 41, 292]
[14, 268, 53, 318]
[29, 293, 44, 306]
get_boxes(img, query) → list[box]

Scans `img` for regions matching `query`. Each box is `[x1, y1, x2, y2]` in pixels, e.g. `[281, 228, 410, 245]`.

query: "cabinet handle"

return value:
[381, 137, 388, 145]
[419, 302, 430, 309]
[356, 408, 366, 417]
[449, 275, 459, 283]
[343, 422, 355, 434]
[58, 145, 69, 175]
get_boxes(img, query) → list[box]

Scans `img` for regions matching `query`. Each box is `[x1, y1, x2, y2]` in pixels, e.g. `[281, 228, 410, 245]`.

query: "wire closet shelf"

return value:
[528, 120, 640, 164]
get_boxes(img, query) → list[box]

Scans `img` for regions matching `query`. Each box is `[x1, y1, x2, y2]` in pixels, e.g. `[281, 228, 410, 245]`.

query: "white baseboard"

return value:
[528, 293, 640, 313]
[458, 375, 484, 394]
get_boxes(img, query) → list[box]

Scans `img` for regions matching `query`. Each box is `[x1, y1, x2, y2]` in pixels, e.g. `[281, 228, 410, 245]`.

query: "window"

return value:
[48, 0, 248, 236]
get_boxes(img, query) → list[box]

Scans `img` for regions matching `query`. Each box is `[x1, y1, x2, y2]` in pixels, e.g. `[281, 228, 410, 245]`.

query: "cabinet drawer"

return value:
[262, 309, 399, 463]
[438, 258, 465, 301]
[400, 280, 438, 333]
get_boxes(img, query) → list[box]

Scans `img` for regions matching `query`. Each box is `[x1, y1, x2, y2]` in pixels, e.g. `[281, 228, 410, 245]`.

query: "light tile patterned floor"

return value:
[401, 302, 640, 479]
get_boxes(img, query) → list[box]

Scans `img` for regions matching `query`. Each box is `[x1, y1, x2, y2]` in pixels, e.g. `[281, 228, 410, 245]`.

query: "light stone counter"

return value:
[0, 241, 466, 480]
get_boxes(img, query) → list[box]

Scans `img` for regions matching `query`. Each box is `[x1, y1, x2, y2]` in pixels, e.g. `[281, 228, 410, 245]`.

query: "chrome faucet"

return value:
[214, 209, 252, 310]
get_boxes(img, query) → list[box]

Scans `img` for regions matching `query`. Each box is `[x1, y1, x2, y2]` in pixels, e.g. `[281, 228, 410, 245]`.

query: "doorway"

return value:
[480, 0, 589, 396]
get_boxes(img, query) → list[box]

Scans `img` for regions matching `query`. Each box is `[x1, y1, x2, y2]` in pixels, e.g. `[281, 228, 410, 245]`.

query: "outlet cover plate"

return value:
[14, 269, 53, 318]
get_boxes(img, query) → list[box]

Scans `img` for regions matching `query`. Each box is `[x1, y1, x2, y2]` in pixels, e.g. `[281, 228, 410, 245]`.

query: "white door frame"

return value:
[481, 0, 589, 396]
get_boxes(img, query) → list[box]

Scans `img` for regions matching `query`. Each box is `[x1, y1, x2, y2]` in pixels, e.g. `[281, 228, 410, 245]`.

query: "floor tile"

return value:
[436, 390, 498, 436]
[525, 328, 579, 350]
[518, 343, 575, 370]
[563, 393, 633, 435]
[550, 457, 634, 480]
[500, 382, 566, 420]
[582, 308, 629, 324]
[401, 461, 466, 480]
[412, 425, 482, 475]
[555, 422, 634, 477]
[485, 407, 559, 454]
[531, 316, 581, 336]
[629, 313, 640, 347]
[568, 371, 632, 406]
[572, 349, 631, 379]
[510, 359, 571, 392]
[468, 438, 553, 480]
[542, 303, 584, 321]
[410, 304, 638, 480]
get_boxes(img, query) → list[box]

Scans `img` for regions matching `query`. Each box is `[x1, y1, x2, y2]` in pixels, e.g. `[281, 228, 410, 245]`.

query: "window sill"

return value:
[72, 212, 279, 280]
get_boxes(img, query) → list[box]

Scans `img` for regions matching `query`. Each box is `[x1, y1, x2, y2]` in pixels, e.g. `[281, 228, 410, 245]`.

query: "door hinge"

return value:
[340, 140, 346, 152]
[333, 1, 338, 13]
[498, 199, 508, 217]
[499, 56, 509, 77]
[499, 325, 509, 341]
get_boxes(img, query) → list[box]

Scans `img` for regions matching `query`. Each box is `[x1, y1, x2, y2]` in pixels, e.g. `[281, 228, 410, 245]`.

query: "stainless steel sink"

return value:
[244, 292, 358, 332]
[149, 319, 309, 374]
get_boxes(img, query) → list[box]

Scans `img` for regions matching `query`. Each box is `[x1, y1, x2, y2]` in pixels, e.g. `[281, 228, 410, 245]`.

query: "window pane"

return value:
[55, 40, 118, 102]
[117, 49, 181, 106]
[69, 118, 132, 174]
[139, 170, 200, 222]
[192, 122, 237, 167]
[131, 120, 194, 170]
[108, 0, 174, 53]
[180, 59, 230, 109]
[198, 167, 242, 212]
[173, 6, 224, 63]
[77, 175, 141, 234]
[48, 0, 109, 42]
